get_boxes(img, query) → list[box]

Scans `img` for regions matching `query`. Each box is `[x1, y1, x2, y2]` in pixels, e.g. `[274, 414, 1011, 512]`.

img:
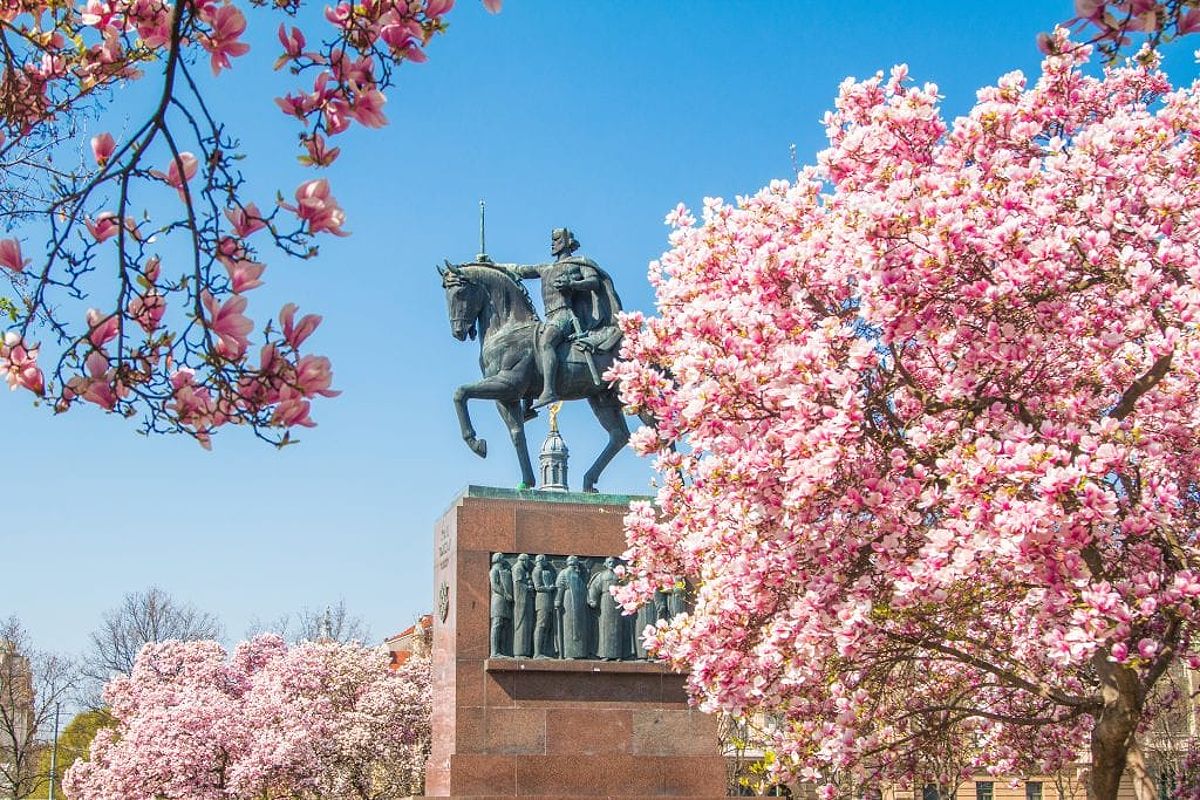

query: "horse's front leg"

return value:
[496, 399, 536, 489]
[453, 382, 490, 458]
[453, 374, 525, 460]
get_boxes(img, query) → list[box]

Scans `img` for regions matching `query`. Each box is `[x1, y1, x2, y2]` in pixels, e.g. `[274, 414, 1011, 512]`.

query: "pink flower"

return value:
[0, 238, 30, 273]
[300, 133, 340, 166]
[275, 23, 306, 69]
[80, 0, 118, 27]
[0, 332, 44, 395]
[86, 212, 121, 243]
[67, 351, 121, 410]
[349, 86, 387, 128]
[225, 203, 268, 237]
[202, 290, 253, 360]
[224, 258, 265, 293]
[481, 0, 500, 12]
[86, 307, 119, 347]
[91, 132, 115, 166]
[380, 20, 421, 50]
[151, 152, 198, 196]
[324, 2, 352, 28]
[126, 0, 172, 46]
[271, 388, 315, 427]
[275, 92, 311, 121]
[1180, 7, 1200, 35]
[203, 4, 250, 75]
[295, 354, 339, 397]
[216, 236, 245, 263]
[281, 179, 348, 236]
[128, 290, 166, 332]
[331, 53, 375, 87]
[279, 303, 321, 348]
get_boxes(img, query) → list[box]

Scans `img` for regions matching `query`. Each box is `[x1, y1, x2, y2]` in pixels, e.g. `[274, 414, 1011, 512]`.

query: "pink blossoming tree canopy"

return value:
[62, 635, 433, 800]
[0, 0, 496, 446]
[612, 32, 1200, 800]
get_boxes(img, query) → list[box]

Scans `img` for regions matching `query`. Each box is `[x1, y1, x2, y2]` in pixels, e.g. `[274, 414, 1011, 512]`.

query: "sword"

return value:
[569, 312, 603, 386]
[556, 267, 602, 386]
[556, 603, 564, 659]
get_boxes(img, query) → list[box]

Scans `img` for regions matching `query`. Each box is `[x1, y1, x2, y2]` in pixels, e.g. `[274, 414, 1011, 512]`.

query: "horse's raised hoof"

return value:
[466, 437, 488, 458]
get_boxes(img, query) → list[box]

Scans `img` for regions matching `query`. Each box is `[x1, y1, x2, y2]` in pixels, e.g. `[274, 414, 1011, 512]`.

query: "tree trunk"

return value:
[1089, 655, 1145, 800]
[1126, 737, 1158, 800]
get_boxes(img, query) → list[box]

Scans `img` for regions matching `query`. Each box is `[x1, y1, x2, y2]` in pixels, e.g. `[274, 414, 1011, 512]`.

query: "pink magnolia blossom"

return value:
[279, 303, 321, 348]
[225, 203, 268, 237]
[79, 0, 117, 28]
[128, 290, 166, 332]
[0, 332, 44, 394]
[66, 350, 123, 409]
[281, 178, 348, 236]
[85, 212, 120, 242]
[202, 4, 250, 75]
[300, 133, 340, 166]
[143, 255, 161, 283]
[349, 85, 387, 128]
[0, 0, 492, 443]
[85, 307, 119, 347]
[0, 238, 30, 272]
[150, 151, 199, 195]
[612, 35, 1200, 799]
[271, 387, 314, 427]
[90, 131, 115, 165]
[202, 290, 253, 359]
[275, 23, 307, 69]
[224, 257, 265, 293]
[294, 354, 338, 397]
[62, 637, 432, 800]
[1182, 7, 1200, 35]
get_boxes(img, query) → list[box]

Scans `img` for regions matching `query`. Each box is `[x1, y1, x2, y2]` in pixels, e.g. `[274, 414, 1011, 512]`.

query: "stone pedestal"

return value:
[425, 486, 726, 800]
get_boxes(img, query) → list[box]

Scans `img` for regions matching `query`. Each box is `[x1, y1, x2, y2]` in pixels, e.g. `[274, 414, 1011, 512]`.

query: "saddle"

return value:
[564, 324, 622, 356]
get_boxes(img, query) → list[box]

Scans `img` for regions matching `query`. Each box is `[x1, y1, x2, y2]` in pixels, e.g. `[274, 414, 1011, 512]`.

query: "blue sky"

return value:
[4, 1, 1197, 657]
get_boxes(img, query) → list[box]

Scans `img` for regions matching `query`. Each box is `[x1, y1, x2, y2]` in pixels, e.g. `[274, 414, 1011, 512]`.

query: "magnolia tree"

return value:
[612, 33, 1200, 800]
[0, 0, 495, 446]
[62, 635, 432, 800]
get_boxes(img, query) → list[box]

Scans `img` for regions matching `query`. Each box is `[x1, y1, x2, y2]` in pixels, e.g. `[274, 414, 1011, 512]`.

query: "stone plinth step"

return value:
[483, 658, 683, 675]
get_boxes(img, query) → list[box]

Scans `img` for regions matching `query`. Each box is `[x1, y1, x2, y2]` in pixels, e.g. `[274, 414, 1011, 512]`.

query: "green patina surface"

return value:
[458, 484, 652, 507]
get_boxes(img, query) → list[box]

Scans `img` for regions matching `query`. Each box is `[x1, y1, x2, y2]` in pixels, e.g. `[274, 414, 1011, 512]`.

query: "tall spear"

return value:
[476, 200, 490, 263]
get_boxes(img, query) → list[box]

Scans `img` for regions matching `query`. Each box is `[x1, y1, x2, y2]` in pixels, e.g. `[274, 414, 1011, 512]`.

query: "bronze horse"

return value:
[440, 262, 631, 492]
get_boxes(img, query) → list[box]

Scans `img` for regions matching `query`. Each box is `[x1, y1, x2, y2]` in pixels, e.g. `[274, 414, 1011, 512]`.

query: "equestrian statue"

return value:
[439, 217, 632, 493]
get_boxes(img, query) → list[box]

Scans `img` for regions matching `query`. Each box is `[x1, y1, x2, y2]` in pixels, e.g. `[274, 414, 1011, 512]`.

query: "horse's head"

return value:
[439, 262, 484, 341]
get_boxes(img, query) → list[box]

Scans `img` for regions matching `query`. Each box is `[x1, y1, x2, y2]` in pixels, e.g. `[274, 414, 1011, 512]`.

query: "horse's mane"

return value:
[464, 262, 540, 320]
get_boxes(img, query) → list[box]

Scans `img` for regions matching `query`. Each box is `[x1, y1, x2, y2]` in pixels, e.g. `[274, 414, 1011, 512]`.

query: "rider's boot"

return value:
[532, 346, 560, 409]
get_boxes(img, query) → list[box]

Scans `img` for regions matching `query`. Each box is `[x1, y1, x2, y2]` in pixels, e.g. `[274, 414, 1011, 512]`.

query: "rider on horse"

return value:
[500, 228, 623, 410]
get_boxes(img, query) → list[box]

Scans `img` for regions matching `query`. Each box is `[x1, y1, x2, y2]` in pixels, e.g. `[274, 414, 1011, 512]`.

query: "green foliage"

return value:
[27, 710, 114, 800]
